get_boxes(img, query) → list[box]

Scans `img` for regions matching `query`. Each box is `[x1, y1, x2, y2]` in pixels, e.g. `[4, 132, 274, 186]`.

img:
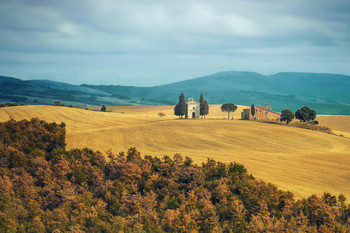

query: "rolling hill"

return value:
[84, 71, 350, 114]
[1, 71, 350, 114]
[0, 105, 349, 199]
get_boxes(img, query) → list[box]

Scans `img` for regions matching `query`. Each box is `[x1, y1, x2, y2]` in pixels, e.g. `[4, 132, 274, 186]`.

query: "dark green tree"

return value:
[221, 103, 237, 120]
[295, 106, 316, 122]
[200, 93, 209, 118]
[203, 100, 209, 118]
[174, 93, 186, 118]
[101, 105, 107, 112]
[251, 104, 255, 116]
[280, 109, 294, 124]
[199, 93, 204, 104]
[309, 109, 317, 121]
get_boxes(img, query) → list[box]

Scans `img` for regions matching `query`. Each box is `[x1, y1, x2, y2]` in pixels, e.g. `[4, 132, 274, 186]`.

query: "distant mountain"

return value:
[1, 71, 350, 114]
[28, 79, 109, 96]
[0, 75, 157, 106]
[84, 71, 350, 114]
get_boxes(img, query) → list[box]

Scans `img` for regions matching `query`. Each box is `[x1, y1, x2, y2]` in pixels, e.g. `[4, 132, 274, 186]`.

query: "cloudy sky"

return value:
[0, 0, 349, 86]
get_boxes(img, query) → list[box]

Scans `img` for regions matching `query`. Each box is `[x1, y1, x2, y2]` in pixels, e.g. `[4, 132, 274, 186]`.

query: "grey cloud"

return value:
[0, 0, 349, 85]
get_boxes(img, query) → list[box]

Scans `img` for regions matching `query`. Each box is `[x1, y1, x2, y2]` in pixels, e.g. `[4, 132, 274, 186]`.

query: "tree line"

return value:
[280, 106, 318, 124]
[0, 118, 349, 232]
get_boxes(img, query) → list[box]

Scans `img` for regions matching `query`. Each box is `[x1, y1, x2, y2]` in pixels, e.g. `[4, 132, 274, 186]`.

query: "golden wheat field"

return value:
[317, 115, 350, 138]
[0, 105, 349, 199]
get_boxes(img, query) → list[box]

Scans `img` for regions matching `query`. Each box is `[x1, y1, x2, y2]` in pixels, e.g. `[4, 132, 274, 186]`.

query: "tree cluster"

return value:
[280, 106, 317, 124]
[0, 118, 349, 232]
[295, 106, 317, 122]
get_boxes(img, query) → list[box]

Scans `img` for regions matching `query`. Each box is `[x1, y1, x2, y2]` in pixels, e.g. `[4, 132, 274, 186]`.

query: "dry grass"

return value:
[0, 105, 349, 199]
[317, 115, 350, 138]
[88, 104, 247, 119]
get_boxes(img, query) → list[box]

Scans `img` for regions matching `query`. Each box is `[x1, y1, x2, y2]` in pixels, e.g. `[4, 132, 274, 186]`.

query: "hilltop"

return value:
[1, 71, 350, 114]
[0, 105, 349, 199]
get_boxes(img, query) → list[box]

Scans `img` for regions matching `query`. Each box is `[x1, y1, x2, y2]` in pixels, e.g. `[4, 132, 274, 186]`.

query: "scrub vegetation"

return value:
[0, 118, 349, 232]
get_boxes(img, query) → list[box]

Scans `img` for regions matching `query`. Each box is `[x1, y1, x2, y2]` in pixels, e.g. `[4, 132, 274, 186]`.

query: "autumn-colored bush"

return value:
[0, 118, 349, 232]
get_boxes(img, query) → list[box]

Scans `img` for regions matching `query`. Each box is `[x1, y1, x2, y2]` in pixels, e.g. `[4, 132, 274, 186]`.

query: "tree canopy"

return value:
[280, 109, 295, 124]
[295, 106, 316, 122]
[221, 103, 237, 119]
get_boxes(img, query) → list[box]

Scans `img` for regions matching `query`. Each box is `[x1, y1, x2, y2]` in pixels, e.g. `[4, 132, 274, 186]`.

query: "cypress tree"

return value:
[251, 104, 255, 116]
[101, 105, 107, 112]
[200, 93, 205, 118]
[174, 93, 186, 118]
[199, 93, 204, 103]
[200, 93, 209, 118]
[203, 100, 209, 118]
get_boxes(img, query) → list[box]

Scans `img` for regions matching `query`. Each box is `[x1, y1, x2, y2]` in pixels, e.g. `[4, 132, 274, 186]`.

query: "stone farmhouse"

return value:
[241, 103, 281, 121]
[185, 98, 200, 119]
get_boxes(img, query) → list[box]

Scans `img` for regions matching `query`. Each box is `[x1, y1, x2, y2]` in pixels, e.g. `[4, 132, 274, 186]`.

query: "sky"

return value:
[0, 0, 349, 86]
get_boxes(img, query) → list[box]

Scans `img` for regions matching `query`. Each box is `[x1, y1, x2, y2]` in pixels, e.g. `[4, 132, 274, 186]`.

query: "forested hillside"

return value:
[85, 71, 350, 114]
[0, 118, 349, 232]
[1, 70, 350, 114]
